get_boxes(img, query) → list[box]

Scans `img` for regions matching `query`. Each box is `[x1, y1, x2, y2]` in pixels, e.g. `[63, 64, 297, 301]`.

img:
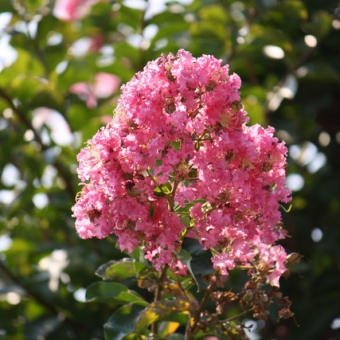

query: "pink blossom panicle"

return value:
[72, 50, 291, 287]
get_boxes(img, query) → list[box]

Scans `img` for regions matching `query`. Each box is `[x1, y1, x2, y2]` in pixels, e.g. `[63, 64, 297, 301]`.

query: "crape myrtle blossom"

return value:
[72, 50, 291, 287]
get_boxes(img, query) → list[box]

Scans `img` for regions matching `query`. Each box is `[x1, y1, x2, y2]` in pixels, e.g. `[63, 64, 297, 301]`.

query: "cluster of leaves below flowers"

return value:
[72, 49, 292, 290]
[87, 245, 298, 339]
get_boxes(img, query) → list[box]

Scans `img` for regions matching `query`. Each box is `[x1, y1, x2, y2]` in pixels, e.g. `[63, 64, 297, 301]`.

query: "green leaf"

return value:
[310, 10, 333, 39]
[168, 334, 185, 340]
[158, 321, 180, 338]
[135, 299, 190, 333]
[57, 56, 97, 90]
[28, 91, 62, 112]
[114, 42, 139, 66]
[24, 316, 61, 340]
[95, 258, 144, 281]
[171, 140, 181, 150]
[86, 282, 147, 306]
[118, 5, 143, 30]
[0, 0, 13, 11]
[154, 182, 172, 197]
[243, 95, 265, 125]
[0, 49, 44, 93]
[280, 0, 308, 21]
[104, 304, 144, 340]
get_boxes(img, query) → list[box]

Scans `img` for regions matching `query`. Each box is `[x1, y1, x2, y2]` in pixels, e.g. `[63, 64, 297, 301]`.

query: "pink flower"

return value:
[54, 0, 98, 21]
[72, 50, 291, 285]
[93, 73, 121, 98]
[70, 73, 120, 108]
[70, 82, 97, 108]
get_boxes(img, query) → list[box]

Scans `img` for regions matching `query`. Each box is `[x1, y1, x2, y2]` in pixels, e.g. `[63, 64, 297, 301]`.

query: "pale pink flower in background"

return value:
[54, 0, 108, 21]
[93, 73, 121, 98]
[70, 82, 97, 108]
[54, 0, 97, 21]
[70, 73, 121, 108]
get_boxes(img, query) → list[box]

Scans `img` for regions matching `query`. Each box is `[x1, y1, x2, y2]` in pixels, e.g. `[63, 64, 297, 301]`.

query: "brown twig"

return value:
[0, 260, 59, 315]
[0, 260, 89, 331]
[151, 265, 168, 334]
[168, 180, 180, 212]
[223, 308, 253, 323]
[187, 281, 216, 339]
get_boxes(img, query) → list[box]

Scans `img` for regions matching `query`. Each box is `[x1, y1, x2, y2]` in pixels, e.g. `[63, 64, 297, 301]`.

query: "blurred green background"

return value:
[0, 0, 340, 339]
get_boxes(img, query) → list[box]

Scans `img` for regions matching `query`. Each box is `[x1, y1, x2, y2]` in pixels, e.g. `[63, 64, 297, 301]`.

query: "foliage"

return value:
[0, 0, 339, 339]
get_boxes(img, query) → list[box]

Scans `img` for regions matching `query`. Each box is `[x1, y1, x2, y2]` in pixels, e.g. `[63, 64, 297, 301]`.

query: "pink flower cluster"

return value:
[72, 50, 291, 287]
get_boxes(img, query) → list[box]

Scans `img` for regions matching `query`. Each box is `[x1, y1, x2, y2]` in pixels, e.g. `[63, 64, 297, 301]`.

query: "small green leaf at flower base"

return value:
[86, 282, 148, 306]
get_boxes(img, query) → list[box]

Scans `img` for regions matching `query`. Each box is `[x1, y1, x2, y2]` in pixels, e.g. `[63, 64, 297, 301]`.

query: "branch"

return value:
[151, 265, 168, 334]
[0, 87, 43, 145]
[0, 260, 89, 331]
[0, 260, 58, 315]
[188, 280, 216, 338]
[168, 180, 180, 212]
[0, 87, 76, 198]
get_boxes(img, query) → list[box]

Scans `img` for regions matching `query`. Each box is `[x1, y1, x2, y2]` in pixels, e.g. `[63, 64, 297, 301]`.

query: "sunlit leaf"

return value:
[95, 258, 144, 281]
[158, 321, 180, 338]
[135, 299, 190, 333]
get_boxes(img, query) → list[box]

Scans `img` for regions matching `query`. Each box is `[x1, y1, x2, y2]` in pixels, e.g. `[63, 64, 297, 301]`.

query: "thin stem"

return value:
[151, 265, 167, 334]
[168, 180, 179, 212]
[211, 309, 254, 336]
[187, 281, 216, 339]
[0, 260, 90, 331]
[223, 308, 253, 323]
[0, 87, 43, 145]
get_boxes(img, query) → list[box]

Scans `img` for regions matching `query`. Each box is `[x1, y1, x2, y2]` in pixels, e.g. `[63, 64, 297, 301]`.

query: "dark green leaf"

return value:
[177, 249, 199, 289]
[86, 282, 147, 306]
[104, 304, 144, 340]
[168, 334, 185, 340]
